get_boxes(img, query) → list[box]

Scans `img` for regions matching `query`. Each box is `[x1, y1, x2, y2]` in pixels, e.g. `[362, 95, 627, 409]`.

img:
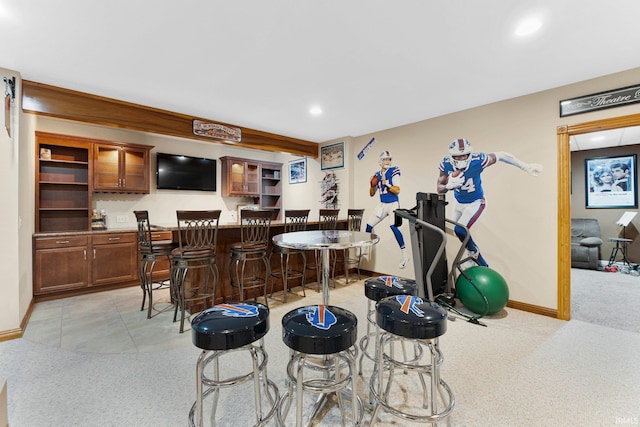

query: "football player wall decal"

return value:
[437, 138, 543, 267]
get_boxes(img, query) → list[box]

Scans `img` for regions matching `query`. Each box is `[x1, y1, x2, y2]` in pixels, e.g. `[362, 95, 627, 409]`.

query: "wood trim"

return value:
[22, 80, 319, 158]
[557, 112, 640, 321]
[557, 127, 571, 320]
[507, 300, 558, 319]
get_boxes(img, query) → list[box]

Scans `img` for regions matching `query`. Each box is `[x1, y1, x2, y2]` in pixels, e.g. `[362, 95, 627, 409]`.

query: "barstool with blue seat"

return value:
[358, 275, 418, 375]
[279, 304, 362, 426]
[188, 301, 279, 427]
[369, 295, 455, 425]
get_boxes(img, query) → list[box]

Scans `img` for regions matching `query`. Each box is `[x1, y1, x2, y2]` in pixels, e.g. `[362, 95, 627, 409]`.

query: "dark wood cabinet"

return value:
[33, 236, 90, 294]
[33, 232, 138, 298]
[220, 156, 260, 197]
[93, 143, 151, 193]
[36, 132, 92, 232]
[91, 233, 138, 286]
[220, 156, 283, 219]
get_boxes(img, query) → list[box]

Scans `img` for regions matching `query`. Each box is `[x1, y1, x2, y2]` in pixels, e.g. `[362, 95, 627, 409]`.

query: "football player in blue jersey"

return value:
[366, 151, 410, 268]
[437, 138, 543, 267]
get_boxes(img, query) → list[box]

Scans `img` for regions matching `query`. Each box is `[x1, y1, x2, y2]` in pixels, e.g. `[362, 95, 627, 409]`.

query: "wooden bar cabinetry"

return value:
[33, 231, 138, 299]
[93, 142, 151, 193]
[220, 156, 260, 197]
[220, 156, 283, 219]
[36, 132, 92, 233]
[260, 161, 283, 219]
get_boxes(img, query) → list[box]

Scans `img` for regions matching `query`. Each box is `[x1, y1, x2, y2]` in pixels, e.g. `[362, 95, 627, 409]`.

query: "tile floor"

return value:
[23, 276, 366, 354]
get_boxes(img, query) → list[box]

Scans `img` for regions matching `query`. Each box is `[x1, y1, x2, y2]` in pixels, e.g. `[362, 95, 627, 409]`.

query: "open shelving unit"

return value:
[36, 132, 92, 232]
[260, 161, 282, 219]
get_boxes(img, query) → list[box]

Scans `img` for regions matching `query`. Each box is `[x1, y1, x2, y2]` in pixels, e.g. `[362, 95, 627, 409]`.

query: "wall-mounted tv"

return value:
[156, 152, 217, 191]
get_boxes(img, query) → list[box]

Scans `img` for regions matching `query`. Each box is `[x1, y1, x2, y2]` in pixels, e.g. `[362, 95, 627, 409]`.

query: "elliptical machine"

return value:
[394, 192, 491, 326]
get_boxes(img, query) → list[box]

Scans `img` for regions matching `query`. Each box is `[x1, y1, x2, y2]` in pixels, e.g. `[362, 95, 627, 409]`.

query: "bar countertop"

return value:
[32, 219, 337, 238]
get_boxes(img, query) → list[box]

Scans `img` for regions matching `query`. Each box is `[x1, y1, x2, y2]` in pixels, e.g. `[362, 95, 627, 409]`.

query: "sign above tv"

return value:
[192, 119, 242, 142]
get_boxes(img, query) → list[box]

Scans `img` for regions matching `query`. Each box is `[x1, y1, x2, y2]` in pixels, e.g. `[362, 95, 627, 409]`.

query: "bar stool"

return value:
[188, 301, 279, 427]
[306, 209, 340, 292]
[134, 210, 177, 319]
[171, 210, 221, 333]
[269, 209, 310, 302]
[229, 210, 272, 306]
[369, 295, 455, 425]
[358, 275, 418, 375]
[278, 305, 363, 427]
[332, 208, 365, 285]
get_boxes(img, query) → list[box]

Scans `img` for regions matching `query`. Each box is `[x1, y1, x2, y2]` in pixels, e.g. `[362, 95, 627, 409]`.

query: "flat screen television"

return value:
[156, 152, 217, 191]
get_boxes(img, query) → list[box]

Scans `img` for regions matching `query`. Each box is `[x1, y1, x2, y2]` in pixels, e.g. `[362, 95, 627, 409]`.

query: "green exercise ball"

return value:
[455, 266, 509, 315]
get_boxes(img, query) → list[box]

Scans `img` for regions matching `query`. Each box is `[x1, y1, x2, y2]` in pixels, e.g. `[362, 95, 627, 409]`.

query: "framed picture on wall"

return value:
[289, 158, 307, 184]
[320, 141, 344, 170]
[585, 154, 637, 209]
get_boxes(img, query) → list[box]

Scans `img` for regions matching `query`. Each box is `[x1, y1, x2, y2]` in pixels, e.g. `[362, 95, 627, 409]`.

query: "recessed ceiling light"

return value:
[309, 106, 323, 116]
[515, 16, 543, 37]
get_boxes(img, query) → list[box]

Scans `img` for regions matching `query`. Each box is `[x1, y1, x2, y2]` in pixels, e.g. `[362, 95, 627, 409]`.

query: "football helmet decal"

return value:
[379, 150, 392, 168]
[448, 138, 472, 170]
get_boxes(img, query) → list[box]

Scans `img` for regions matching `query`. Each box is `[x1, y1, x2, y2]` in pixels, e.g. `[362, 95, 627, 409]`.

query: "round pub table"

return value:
[273, 230, 380, 305]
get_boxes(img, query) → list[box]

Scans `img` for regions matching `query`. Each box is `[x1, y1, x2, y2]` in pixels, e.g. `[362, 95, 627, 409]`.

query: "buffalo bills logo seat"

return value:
[282, 305, 357, 354]
[364, 275, 417, 302]
[375, 295, 447, 340]
[191, 301, 269, 350]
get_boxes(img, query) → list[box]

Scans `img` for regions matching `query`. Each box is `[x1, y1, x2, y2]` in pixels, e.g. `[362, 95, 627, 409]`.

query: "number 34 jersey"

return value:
[439, 153, 490, 204]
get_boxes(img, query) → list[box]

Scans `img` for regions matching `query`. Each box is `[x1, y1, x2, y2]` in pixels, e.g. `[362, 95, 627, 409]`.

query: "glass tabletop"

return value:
[273, 230, 379, 250]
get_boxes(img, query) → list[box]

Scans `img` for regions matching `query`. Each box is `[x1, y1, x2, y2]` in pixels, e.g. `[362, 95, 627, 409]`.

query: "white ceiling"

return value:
[2, 1, 640, 144]
[570, 126, 640, 152]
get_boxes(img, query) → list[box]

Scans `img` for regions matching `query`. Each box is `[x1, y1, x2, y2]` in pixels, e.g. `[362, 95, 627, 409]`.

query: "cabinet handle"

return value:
[55, 240, 70, 244]
[83, 250, 86, 260]
[93, 249, 96, 259]
[108, 237, 121, 241]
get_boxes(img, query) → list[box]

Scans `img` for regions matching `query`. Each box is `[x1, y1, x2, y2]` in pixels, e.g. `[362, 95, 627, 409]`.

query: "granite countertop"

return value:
[32, 219, 321, 238]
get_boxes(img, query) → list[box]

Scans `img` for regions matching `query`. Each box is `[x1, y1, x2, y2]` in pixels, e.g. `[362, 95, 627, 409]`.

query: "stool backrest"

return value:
[284, 209, 310, 233]
[176, 210, 222, 252]
[347, 209, 365, 232]
[240, 210, 272, 248]
[134, 210, 153, 249]
[318, 209, 339, 230]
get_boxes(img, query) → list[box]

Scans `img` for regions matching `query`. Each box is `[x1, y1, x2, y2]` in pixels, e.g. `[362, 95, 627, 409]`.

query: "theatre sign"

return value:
[560, 84, 640, 117]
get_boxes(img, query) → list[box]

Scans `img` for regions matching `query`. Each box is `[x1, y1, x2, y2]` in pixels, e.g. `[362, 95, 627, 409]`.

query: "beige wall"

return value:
[3, 66, 640, 334]
[351, 67, 640, 310]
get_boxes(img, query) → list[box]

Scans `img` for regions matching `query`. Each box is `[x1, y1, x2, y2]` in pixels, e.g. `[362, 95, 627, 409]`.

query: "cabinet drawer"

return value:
[92, 232, 136, 245]
[151, 231, 173, 242]
[35, 236, 89, 249]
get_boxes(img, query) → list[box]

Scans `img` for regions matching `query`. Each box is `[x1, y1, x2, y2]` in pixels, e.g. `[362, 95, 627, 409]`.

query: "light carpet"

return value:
[1, 281, 639, 426]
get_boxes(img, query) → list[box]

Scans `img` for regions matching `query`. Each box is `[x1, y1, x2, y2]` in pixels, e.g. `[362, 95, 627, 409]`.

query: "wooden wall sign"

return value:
[193, 119, 242, 142]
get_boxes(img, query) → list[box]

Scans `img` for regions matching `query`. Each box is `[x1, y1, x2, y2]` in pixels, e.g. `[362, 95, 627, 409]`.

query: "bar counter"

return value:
[34, 219, 347, 304]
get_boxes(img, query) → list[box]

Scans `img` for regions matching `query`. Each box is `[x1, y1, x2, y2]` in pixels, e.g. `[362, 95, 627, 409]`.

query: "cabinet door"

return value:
[224, 158, 260, 196]
[92, 234, 138, 286]
[34, 246, 90, 294]
[121, 147, 149, 192]
[94, 144, 150, 193]
[245, 161, 260, 195]
[94, 144, 121, 190]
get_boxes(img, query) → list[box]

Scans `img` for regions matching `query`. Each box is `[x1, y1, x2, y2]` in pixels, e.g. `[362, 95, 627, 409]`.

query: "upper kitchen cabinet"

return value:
[220, 156, 260, 197]
[93, 142, 152, 193]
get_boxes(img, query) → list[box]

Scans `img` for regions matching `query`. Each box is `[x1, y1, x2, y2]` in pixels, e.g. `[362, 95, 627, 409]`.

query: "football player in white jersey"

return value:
[366, 151, 410, 268]
[437, 138, 543, 267]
